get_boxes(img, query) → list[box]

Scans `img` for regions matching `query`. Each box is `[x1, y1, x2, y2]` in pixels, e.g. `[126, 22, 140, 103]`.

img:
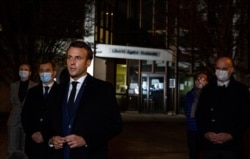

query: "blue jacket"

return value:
[184, 88, 198, 131]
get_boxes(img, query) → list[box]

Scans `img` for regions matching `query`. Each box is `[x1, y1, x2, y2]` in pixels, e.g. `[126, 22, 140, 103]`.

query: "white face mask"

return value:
[215, 69, 229, 82]
[19, 71, 29, 79]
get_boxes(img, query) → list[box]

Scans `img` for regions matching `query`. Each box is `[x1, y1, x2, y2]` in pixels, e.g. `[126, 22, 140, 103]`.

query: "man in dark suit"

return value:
[21, 60, 58, 159]
[47, 41, 122, 159]
[196, 57, 250, 159]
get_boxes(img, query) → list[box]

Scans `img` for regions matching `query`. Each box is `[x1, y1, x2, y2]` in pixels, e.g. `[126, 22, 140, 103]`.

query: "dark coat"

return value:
[7, 80, 37, 154]
[47, 74, 122, 159]
[196, 76, 250, 151]
[21, 82, 58, 159]
[7, 80, 37, 126]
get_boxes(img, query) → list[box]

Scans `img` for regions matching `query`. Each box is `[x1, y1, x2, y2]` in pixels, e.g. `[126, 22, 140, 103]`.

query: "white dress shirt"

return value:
[68, 75, 87, 101]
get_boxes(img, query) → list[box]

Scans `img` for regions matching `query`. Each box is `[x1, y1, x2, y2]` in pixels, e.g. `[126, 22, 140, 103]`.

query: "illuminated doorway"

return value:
[141, 74, 165, 113]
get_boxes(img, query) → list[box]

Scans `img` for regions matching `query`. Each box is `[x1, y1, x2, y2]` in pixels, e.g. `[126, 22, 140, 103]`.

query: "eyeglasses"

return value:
[196, 77, 206, 81]
[67, 56, 83, 62]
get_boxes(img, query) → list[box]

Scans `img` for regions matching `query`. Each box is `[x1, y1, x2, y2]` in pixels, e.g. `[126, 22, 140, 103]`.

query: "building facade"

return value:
[87, 0, 187, 114]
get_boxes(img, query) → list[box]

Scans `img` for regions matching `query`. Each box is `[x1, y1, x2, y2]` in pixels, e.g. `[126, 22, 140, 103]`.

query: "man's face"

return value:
[215, 58, 234, 82]
[39, 63, 56, 83]
[66, 47, 91, 80]
[195, 74, 207, 89]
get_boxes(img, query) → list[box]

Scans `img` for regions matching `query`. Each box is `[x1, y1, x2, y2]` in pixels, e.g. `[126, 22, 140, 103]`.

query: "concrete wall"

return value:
[94, 57, 107, 81]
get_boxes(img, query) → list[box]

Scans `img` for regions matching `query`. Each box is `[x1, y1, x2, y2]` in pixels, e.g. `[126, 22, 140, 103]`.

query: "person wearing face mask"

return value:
[196, 57, 250, 159]
[21, 60, 58, 159]
[184, 72, 208, 159]
[7, 63, 37, 157]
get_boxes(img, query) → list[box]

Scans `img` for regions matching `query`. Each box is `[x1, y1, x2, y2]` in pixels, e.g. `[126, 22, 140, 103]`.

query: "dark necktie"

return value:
[68, 81, 78, 115]
[44, 86, 49, 100]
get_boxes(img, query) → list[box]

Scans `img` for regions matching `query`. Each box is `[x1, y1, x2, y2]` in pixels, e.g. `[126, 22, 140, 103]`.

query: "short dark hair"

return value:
[40, 60, 56, 70]
[19, 63, 31, 71]
[66, 41, 93, 60]
[195, 72, 208, 81]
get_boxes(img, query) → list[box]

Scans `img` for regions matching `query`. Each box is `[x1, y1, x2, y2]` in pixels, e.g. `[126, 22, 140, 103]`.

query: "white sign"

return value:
[169, 79, 176, 88]
[95, 44, 173, 61]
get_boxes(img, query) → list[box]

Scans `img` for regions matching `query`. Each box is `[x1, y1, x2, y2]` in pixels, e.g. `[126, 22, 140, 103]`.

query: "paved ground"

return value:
[109, 113, 188, 159]
[1, 112, 250, 159]
[0, 112, 188, 159]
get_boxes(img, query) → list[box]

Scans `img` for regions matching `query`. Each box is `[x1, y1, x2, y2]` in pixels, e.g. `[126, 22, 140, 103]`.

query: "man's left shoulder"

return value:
[230, 79, 249, 93]
[87, 75, 113, 87]
[232, 79, 248, 88]
[52, 81, 59, 87]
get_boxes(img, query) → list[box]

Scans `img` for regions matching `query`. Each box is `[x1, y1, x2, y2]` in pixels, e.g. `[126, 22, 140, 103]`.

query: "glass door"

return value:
[115, 63, 127, 111]
[141, 74, 165, 113]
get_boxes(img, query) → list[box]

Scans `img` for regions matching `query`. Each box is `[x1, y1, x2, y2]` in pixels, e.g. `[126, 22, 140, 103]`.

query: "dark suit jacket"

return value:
[47, 74, 122, 159]
[196, 76, 250, 151]
[21, 82, 58, 159]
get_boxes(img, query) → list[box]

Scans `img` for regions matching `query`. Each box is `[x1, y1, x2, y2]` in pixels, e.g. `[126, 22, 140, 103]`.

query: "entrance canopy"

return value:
[95, 44, 173, 62]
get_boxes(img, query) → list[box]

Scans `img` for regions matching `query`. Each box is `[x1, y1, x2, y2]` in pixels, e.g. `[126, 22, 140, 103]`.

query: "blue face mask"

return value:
[40, 72, 52, 83]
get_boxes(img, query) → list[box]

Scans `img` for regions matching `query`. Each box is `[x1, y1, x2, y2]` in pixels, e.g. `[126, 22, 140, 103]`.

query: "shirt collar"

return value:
[69, 75, 87, 85]
[217, 80, 230, 87]
[43, 81, 54, 87]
